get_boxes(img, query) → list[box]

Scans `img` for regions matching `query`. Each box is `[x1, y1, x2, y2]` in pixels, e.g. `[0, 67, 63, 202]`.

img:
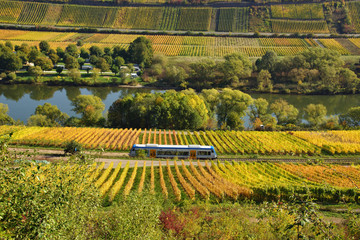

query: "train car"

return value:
[129, 144, 217, 159]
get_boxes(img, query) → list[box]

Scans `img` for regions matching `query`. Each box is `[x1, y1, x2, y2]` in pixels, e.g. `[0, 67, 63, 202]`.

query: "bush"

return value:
[64, 140, 82, 155]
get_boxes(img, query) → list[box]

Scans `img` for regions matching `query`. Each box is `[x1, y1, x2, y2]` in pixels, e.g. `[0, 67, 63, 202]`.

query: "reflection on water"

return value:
[0, 84, 359, 125]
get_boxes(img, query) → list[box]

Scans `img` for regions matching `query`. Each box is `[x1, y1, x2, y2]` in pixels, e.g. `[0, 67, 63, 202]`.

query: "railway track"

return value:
[217, 157, 360, 164]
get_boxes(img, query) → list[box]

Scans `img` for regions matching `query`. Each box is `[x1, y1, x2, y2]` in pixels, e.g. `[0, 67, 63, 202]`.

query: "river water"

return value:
[1, 85, 359, 127]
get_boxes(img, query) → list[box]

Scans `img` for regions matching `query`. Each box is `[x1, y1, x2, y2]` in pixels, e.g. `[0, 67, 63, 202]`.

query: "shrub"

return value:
[64, 140, 82, 155]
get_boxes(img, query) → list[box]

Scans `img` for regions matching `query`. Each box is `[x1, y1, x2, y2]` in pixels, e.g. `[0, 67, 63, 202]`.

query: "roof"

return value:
[132, 144, 214, 149]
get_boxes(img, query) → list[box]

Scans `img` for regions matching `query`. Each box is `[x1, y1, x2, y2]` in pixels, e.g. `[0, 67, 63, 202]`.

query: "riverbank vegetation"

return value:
[0, 38, 359, 94]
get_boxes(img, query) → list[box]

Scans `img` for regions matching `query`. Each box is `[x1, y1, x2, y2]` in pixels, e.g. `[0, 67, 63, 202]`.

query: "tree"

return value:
[28, 66, 43, 82]
[65, 44, 79, 58]
[39, 41, 50, 54]
[34, 57, 53, 71]
[108, 90, 209, 130]
[80, 48, 90, 59]
[72, 95, 105, 126]
[339, 106, 360, 127]
[89, 46, 104, 57]
[189, 59, 216, 89]
[68, 69, 81, 83]
[304, 104, 327, 127]
[0, 103, 14, 125]
[34, 103, 69, 126]
[28, 48, 41, 63]
[127, 37, 153, 67]
[255, 50, 278, 72]
[65, 55, 79, 70]
[270, 99, 299, 125]
[249, 98, 269, 123]
[218, 53, 252, 87]
[216, 88, 253, 130]
[96, 58, 110, 74]
[56, 67, 63, 75]
[48, 53, 59, 64]
[257, 70, 273, 92]
[0, 51, 22, 73]
[27, 114, 52, 127]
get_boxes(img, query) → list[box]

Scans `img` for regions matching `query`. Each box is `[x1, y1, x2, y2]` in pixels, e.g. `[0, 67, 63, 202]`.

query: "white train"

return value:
[129, 144, 217, 159]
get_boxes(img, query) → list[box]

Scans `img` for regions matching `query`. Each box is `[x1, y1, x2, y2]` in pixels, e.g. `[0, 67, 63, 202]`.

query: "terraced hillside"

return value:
[1, 0, 357, 34]
[1, 29, 358, 57]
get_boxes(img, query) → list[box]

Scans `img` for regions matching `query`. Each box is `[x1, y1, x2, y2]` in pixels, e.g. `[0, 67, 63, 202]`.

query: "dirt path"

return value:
[9, 147, 129, 158]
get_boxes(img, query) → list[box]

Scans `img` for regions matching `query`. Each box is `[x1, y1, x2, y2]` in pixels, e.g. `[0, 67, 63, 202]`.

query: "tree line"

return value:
[1, 89, 360, 130]
[0, 37, 152, 84]
[0, 37, 359, 94]
[145, 48, 360, 94]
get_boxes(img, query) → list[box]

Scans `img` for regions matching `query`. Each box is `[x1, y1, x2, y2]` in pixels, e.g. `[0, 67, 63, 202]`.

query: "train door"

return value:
[150, 149, 156, 158]
[190, 150, 196, 159]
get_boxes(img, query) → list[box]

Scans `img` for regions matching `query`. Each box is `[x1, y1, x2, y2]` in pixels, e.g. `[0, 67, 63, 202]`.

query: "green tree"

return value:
[28, 66, 43, 82]
[65, 55, 79, 70]
[68, 69, 81, 83]
[0, 50, 22, 73]
[34, 102, 69, 126]
[189, 59, 216, 89]
[270, 99, 299, 125]
[218, 53, 252, 87]
[216, 88, 253, 130]
[27, 114, 52, 126]
[255, 50, 278, 72]
[89, 45, 104, 57]
[249, 98, 269, 123]
[304, 104, 327, 127]
[39, 41, 50, 54]
[72, 95, 105, 126]
[65, 44, 79, 58]
[96, 58, 110, 74]
[0, 103, 14, 125]
[339, 106, 360, 127]
[257, 70, 273, 92]
[34, 56, 53, 71]
[127, 37, 153, 67]
[28, 48, 40, 63]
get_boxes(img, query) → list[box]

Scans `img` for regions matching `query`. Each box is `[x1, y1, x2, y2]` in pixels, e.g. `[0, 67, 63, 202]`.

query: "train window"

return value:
[178, 151, 189, 156]
[198, 151, 211, 156]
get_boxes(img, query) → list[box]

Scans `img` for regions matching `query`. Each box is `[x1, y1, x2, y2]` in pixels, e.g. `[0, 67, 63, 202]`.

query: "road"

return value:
[2, 23, 360, 38]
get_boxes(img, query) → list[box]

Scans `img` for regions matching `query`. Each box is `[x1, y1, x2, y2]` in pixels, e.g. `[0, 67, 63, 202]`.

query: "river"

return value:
[1, 85, 359, 127]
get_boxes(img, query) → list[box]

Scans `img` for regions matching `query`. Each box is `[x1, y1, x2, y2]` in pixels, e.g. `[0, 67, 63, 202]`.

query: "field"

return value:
[0, 0, 346, 34]
[271, 20, 329, 33]
[271, 3, 325, 19]
[0, 1, 253, 33]
[348, 2, 360, 33]
[216, 8, 249, 32]
[23, 159, 360, 203]
[3, 126, 360, 155]
[1, 29, 359, 57]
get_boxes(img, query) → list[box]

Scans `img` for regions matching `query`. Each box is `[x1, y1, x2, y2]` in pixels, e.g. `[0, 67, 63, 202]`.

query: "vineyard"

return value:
[348, 2, 360, 33]
[0, 0, 353, 34]
[2, 126, 360, 155]
[216, 8, 249, 32]
[24, 160, 360, 203]
[1, 29, 358, 57]
[0, 1, 248, 33]
[271, 3, 325, 19]
[271, 20, 329, 33]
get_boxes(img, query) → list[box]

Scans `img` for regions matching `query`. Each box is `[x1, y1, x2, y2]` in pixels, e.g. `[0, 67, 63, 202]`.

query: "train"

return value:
[129, 144, 217, 159]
